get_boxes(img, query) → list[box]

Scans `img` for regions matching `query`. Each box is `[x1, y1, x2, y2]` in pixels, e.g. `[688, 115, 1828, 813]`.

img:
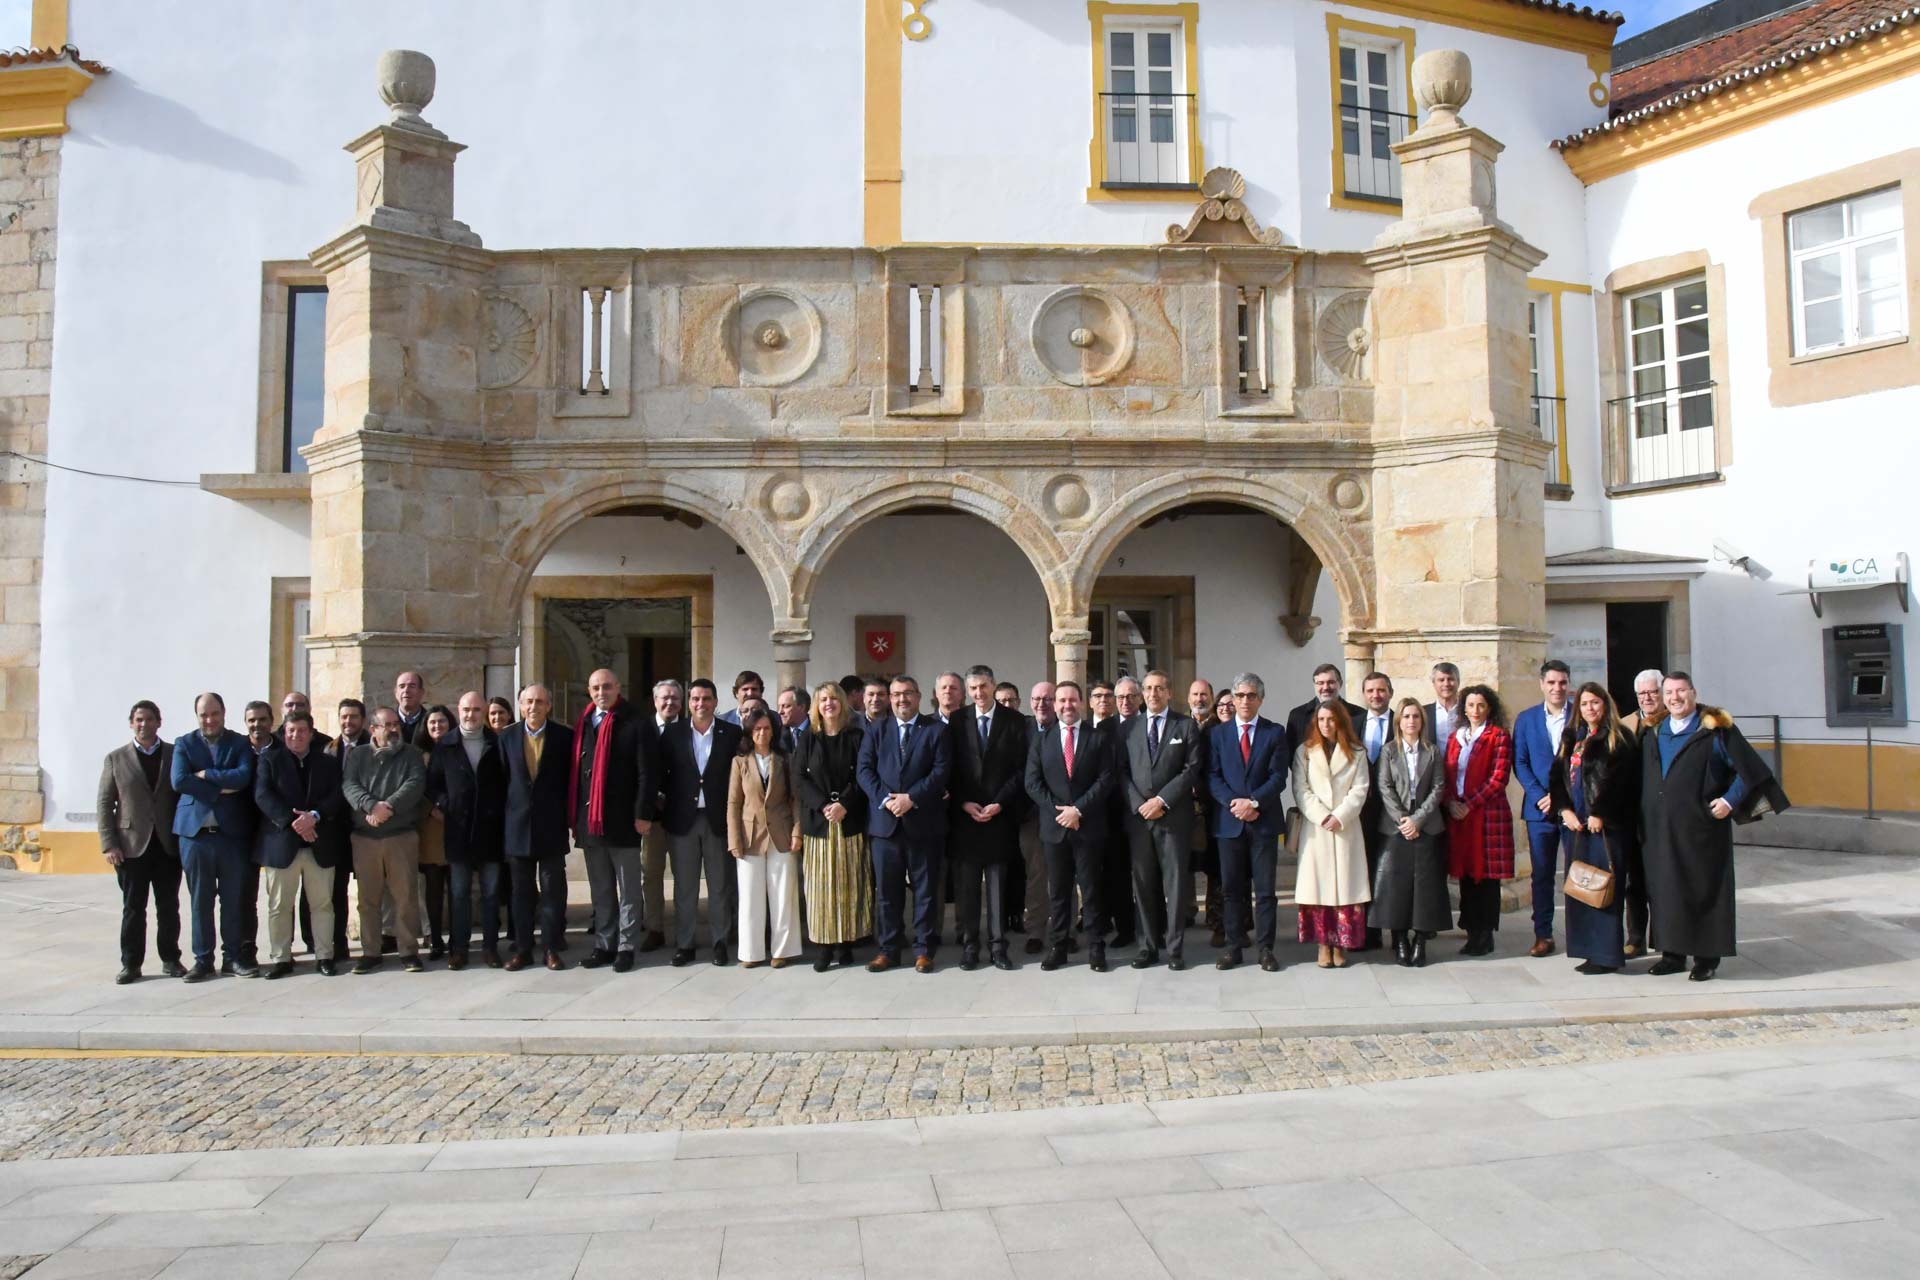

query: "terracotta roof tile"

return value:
[1555, 1, 1918, 149]
[0, 46, 108, 76]
[1504, 0, 1624, 23]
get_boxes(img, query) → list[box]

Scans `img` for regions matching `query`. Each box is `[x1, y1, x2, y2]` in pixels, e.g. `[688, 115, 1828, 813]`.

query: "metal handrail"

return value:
[1729, 713, 1918, 820]
[1604, 379, 1719, 489]
[1335, 102, 1416, 203]
[1098, 92, 1199, 188]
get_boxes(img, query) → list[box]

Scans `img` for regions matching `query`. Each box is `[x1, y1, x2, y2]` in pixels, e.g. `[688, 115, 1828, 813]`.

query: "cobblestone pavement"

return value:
[3, 1007, 1912, 1161]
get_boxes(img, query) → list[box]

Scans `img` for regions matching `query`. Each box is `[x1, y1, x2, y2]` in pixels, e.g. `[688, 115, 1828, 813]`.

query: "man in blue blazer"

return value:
[1207, 672, 1290, 971]
[1513, 659, 1574, 956]
[170, 692, 258, 980]
[857, 674, 952, 973]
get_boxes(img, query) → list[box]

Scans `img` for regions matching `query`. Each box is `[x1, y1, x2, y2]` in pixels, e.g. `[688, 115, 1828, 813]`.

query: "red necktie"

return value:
[1240, 723, 1253, 764]
[1063, 724, 1076, 774]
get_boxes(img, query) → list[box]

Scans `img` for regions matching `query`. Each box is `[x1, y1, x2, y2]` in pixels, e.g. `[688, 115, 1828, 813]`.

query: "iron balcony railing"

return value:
[1604, 380, 1720, 491]
[1337, 102, 1415, 203]
[1532, 394, 1570, 496]
[1099, 91, 1199, 188]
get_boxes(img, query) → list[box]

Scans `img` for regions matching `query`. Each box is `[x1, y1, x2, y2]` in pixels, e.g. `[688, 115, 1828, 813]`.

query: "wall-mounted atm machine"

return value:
[1823, 623, 1906, 728]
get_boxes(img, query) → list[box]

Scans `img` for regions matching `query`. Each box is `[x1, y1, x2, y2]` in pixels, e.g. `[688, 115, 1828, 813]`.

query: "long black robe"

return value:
[1639, 709, 1789, 959]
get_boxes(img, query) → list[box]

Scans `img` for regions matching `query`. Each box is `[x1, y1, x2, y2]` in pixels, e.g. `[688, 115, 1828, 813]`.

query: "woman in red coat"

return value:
[1445, 685, 1512, 957]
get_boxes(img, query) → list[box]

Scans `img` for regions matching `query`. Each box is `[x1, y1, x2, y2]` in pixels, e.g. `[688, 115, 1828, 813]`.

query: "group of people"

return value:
[96, 657, 1784, 985]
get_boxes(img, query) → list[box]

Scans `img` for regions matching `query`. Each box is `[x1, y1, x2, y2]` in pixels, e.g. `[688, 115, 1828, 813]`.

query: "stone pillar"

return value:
[1050, 622, 1090, 688]
[305, 52, 505, 720]
[1364, 51, 1549, 709]
[771, 625, 812, 696]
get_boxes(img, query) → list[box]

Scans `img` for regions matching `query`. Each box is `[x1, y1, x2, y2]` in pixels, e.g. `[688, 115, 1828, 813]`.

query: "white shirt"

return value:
[1545, 703, 1568, 749]
[754, 752, 772, 785]
[1668, 711, 1697, 735]
[1456, 723, 1485, 796]
[1433, 701, 1460, 744]
[1403, 740, 1421, 775]
[691, 722, 714, 807]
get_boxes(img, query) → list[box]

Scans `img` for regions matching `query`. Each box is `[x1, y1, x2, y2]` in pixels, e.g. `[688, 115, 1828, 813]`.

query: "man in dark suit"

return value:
[659, 678, 743, 966]
[570, 668, 653, 972]
[428, 691, 509, 969]
[1424, 661, 1464, 749]
[1356, 672, 1396, 952]
[1101, 677, 1141, 950]
[252, 710, 348, 978]
[1017, 680, 1056, 952]
[776, 686, 810, 755]
[502, 683, 573, 971]
[1208, 673, 1290, 971]
[1285, 663, 1366, 751]
[950, 665, 1025, 971]
[1185, 678, 1222, 943]
[1123, 670, 1206, 969]
[1025, 680, 1114, 972]
[639, 678, 684, 953]
[302, 697, 370, 961]
[97, 699, 183, 983]
[170, 692, 258, 981]
[857, 674, 952, 973]
[394, 671, 436, 751]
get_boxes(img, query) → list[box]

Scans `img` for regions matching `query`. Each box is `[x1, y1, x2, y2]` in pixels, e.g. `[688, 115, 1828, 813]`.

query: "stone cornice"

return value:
[0, 58, 98, 139]
[1364, 223, 1547, 273]
[1349, 625, 1554, 646]
[309, 223, 492, 275]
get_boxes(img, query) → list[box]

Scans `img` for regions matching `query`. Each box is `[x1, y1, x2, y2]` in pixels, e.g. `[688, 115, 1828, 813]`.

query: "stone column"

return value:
[305, 52, 505, 718]
[770, 625, 812, 696]
[1050, 621, 1090, 688]
[1364, 51, 1549, 709]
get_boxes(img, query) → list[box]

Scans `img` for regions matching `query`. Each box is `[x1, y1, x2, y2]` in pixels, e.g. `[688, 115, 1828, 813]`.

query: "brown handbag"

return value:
[1563, 831, 1616, 909]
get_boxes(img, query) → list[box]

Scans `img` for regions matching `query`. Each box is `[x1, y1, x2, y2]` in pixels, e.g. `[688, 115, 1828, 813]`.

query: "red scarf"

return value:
[566, 698, 625, 837]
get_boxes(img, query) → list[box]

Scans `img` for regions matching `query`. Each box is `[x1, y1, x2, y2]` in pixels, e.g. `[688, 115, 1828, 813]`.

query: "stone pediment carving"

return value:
[1166, 168, 1283, 246]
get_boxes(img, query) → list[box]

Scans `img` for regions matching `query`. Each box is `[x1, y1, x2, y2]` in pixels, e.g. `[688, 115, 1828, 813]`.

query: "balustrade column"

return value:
[770, 626, 812, 699]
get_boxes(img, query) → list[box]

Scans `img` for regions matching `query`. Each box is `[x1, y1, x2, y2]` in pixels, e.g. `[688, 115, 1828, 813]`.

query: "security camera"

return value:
[1711, 537, 1746, 563]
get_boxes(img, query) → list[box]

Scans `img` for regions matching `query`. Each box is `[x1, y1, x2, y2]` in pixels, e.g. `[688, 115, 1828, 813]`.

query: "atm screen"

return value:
[1853, 674, 1887, 698]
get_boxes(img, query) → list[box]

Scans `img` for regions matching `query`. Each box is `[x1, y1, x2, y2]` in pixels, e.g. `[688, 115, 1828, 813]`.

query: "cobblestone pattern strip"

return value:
[2, 1008, 1911, 1160]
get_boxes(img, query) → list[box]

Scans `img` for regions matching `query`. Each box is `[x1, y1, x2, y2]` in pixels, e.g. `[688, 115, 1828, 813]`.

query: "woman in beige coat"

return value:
[728, 708, 803, 968]
[1293, 702, 1372, 968]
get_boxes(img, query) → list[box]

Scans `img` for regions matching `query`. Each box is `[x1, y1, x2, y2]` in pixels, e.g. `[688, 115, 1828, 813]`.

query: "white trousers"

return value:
[735, 849, 802, 962]
[264, 850, 335, 963]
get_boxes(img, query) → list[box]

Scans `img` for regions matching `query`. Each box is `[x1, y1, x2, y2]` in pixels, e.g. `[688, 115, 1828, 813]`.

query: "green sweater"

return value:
[341, 743, 426, 837]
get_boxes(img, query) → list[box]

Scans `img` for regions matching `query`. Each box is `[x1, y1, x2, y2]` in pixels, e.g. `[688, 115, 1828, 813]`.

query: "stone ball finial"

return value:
[377, 49, 437, 130]
[1412, 49, 1472, 128]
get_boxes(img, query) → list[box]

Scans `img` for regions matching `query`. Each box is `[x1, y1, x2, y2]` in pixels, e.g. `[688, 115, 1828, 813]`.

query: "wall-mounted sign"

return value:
[1789, 551, 1909, 617]
[856, 614, 906, 678]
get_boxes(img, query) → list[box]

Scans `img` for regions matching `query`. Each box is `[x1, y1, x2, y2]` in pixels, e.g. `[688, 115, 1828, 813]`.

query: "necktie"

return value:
[978, 714, 990, 751]
[1062, 724, 1076, 775]
[1148, 715, 1162, 759]
[898, 720, 910, 760]
[1367, 715, 1384, 763]
[1240, 723, 1252, 765]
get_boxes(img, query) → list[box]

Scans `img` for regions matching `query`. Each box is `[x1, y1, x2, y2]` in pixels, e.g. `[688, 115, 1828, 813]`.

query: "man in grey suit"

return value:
[1122, 671, 1206, 969]
[97, 699, 184, 983]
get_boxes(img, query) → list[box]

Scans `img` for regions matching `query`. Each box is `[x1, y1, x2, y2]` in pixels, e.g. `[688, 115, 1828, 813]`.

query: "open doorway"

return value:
[1606, 600, 1668, 712]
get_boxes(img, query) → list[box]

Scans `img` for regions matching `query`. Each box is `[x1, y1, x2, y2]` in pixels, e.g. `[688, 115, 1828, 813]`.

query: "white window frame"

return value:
[1336, 32, 1408, 202]
[1100, 15, 1191, 187]
[1621, 277, 1716, 485]
[1789, 186, 1908, 356]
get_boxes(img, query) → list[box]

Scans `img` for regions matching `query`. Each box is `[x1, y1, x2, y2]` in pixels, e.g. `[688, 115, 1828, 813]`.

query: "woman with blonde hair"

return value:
[1373, 697, 1450, 966]
[795, 680, 872, 969]
[1293, 702, 1372, 968]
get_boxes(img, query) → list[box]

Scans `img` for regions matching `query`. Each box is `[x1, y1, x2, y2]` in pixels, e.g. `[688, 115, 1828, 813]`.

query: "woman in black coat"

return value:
[795, 681, 872, 970]
[1549, 683, 1640, 974]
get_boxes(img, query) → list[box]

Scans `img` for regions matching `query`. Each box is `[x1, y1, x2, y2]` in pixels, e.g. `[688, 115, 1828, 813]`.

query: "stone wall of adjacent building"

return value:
[0, 135, 56, 827]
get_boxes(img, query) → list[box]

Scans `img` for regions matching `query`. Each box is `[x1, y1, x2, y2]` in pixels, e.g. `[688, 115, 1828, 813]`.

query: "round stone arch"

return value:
[789, 473, 1073, 622]
[1068, 470, 1375, 634]
[486, 472, 796, 626]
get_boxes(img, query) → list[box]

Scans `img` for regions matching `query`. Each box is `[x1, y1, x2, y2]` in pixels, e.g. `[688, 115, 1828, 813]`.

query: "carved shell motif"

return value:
[478, 293, 539, 389]
[1314, 291, 1372, 383]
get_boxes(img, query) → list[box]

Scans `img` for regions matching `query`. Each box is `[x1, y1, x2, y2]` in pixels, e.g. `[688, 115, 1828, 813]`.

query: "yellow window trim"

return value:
[1527, 276, 1593, 491]
[1325, 12, 1415, 215]
[1086, 1, 1204, 204]
[30, 0, 66, 50]
[1332, 0, 1616, 56]
[1560, 22, 1920, 185]
[864, 0, 904, 244]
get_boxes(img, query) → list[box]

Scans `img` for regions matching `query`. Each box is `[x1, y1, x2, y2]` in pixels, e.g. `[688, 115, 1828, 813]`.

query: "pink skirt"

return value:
[1297, 904, 1368, 948]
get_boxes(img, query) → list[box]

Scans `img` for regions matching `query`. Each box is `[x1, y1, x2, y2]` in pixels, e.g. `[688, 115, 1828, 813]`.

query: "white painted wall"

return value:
[1572, 78, 1920, 741]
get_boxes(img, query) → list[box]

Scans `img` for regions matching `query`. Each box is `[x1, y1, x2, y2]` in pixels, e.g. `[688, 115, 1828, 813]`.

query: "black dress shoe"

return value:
[613, 950, 635, 973]
[1392, 932, 1412, 967]
[1647, 954, 1687, 976]
[638, 930, 666, 953]
[1024, 937, 1044, 955]
[711, 944, 729, 966]
[1216, 948, 1242, 971]
[1576, 961, 1620, 975]
[182, 962, 213, 983]
[160, 959, 187, 978]
[960, 950, 979, 972]
[671, 948, 695, 967]
[580, 948, 615, 969]
[317, 959, 338, 976]
[1089, 945, 1108, 973]
[1132, 948, 1158, 969]
[1689, 962, 1719, 982]
[115, 966, 139, 984]
[1258, 948, 1281, 973]
[352, 957, 383, 975]
[429, 939, 447, 961]
[1041, 947, 1067, 971]
[402, 956, 425, 972]
[814, 950, 833, 972]
[990, 949, 1014, 971]
[1168, 955, 1186, 971]
[265, 961, 295, 980]
[1409, 936, 1427, 968]
[231, 963, 262, 979]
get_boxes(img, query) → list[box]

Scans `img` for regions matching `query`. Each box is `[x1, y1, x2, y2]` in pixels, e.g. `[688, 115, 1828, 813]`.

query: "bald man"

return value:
[571, 668, 653, 972]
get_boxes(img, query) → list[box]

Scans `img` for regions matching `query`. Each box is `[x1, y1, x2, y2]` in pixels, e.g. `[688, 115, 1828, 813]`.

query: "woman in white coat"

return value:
[1294, 702, 1372, 969]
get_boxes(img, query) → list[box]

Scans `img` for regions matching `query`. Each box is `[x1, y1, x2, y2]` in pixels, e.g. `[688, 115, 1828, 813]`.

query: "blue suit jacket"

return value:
[857, 713, 952, 844]
[170, 729, 257, 840]
[1513, 703, 1561, 815]
[1206, 717, 1289, 839]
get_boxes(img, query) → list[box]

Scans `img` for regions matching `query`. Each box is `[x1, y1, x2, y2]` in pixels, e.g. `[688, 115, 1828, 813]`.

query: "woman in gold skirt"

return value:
[795, 681, 871, 969]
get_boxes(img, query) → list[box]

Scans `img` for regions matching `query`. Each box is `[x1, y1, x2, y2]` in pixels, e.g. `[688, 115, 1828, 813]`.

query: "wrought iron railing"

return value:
[1099, 91, 1198, 188]
[1604, 380, 1719, 490]
[1532, 394, 1569, 495]
[1337, 102, 1415, 203]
